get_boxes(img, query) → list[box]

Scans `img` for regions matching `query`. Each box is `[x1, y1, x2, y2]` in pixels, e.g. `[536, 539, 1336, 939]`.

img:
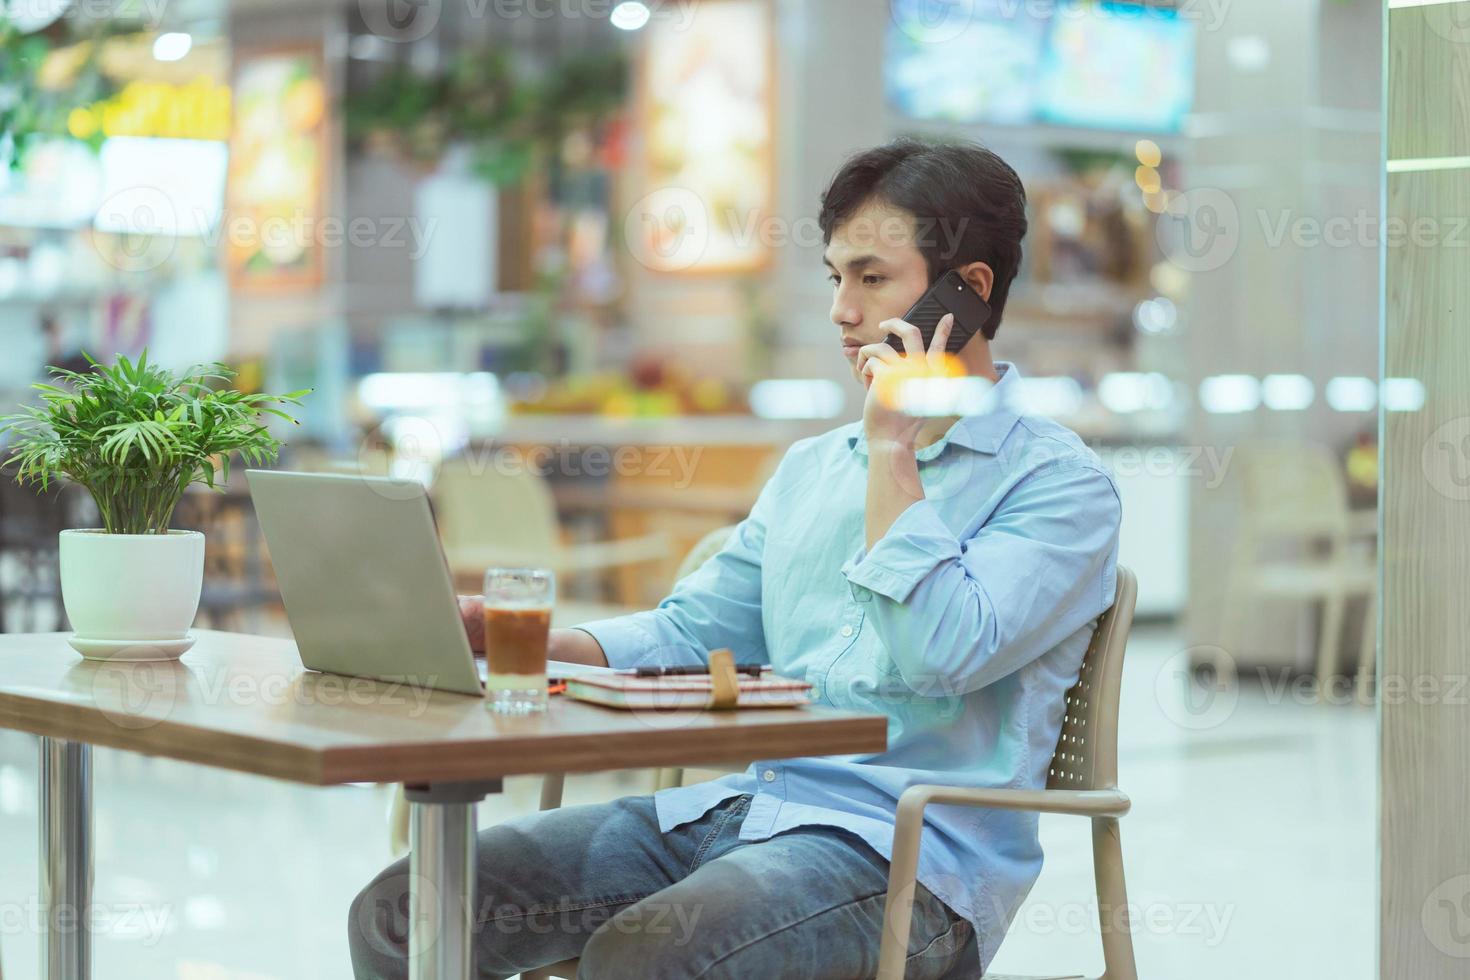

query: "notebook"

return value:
[564, 672, 812, 710]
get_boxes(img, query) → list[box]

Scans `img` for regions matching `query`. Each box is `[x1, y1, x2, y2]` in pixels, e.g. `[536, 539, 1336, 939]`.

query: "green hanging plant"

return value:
[344, 46, 627, 186]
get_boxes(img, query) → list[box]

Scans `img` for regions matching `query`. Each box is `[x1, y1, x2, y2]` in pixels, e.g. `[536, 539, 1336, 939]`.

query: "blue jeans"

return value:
[349, 792, 978, 979]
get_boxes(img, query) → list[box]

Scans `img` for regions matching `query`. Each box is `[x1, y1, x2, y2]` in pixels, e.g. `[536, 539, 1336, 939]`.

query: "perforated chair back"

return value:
[1047, 565, 1137, 794]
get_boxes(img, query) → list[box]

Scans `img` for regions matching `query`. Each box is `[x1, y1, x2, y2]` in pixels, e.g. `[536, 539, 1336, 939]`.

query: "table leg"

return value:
[39, 737, 92, 980]
[404, 780, 501, 980]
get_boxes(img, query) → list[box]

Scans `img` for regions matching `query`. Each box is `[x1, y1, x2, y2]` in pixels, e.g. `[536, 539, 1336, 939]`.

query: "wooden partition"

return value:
[1382, 3, 1470, 976]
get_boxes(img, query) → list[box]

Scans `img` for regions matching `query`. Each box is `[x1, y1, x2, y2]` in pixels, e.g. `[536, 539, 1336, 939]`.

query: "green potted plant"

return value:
[0, 350, 308, 660]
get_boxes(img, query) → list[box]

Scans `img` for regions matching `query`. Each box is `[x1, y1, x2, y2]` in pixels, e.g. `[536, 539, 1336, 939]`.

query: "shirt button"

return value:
[762, 768, 777, 782]
[840, 625, 854, 638]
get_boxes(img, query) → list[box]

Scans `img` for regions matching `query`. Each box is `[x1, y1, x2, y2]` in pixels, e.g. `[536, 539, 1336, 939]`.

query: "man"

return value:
[349, 137, 1122, 979]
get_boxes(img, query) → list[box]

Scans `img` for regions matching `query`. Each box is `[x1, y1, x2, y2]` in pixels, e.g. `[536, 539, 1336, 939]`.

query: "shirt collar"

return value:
[846, 360, 1023, 460]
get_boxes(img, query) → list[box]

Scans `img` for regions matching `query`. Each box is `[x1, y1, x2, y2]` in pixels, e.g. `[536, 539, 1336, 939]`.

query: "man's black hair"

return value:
[818, 137, 1028, 340]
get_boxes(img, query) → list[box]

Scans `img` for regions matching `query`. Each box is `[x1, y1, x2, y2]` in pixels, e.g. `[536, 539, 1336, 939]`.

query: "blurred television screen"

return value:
[886, 0, 1195, 133]
[1035, 2, 1196, 133]
[885, 0, 1049, 125]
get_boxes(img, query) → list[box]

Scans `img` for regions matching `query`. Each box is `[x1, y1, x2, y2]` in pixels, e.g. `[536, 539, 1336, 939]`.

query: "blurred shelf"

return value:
[492, 414, 838, 446]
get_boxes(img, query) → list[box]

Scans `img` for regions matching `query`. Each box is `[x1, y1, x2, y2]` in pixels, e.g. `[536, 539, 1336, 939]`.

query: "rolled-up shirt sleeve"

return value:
[571, 449, 798, 670]
[839, 459, 1121, 695]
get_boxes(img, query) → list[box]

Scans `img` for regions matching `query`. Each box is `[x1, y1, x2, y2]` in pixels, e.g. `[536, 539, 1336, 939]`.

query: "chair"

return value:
[1216, 444, 1376, 691]
[878, 565, 1137, 980]
[527, 566, 1139, 980]
[432, 456, 671, 596]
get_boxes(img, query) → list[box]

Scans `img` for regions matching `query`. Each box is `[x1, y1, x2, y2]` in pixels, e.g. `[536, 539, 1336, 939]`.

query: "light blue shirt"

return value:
[574, 362, 1122, 971]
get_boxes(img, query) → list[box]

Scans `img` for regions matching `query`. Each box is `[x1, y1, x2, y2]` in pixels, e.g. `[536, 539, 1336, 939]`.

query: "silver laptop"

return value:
[246, 469, 486, 696]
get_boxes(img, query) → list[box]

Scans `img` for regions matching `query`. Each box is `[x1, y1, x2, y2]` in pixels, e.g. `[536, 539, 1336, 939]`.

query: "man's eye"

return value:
[828, 274, 841, 285]
[863, 275, 883, 286]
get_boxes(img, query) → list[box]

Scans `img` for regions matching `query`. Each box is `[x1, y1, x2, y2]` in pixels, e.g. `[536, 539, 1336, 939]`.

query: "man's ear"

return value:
[958, 261, 995, 303]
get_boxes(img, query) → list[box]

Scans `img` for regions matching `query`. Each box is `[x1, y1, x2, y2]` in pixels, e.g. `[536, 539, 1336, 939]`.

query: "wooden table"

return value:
[0, 630, 886, 980]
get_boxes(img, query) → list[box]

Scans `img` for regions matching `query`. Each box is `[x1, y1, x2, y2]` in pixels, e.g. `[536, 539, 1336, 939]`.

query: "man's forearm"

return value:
[865, 440, 924, 550]
[550, 627, 610, 667]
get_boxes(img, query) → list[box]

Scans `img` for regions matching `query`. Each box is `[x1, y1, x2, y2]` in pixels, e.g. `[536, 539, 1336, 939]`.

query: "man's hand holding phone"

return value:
[857, 313, 957, 450]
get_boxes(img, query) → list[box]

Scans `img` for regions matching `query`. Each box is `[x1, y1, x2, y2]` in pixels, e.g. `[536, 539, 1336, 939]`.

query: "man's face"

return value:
[823, 201, 932, 383]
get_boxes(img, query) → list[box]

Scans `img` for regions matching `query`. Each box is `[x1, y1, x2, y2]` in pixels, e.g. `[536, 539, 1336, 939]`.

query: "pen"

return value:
[624, 665, 770, 678]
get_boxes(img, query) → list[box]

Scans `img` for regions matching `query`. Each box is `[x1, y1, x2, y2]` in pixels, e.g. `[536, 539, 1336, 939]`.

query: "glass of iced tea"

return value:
[482, 567, 555, 714]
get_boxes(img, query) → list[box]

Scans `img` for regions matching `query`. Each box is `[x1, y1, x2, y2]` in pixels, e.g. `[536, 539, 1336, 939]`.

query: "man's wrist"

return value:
[867, 436, 917, 457]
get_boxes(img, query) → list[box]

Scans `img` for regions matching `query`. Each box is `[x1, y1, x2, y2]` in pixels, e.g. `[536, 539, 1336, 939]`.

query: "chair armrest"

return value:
[877, 785, 1129, 980]
[897, 785, 1131, 820]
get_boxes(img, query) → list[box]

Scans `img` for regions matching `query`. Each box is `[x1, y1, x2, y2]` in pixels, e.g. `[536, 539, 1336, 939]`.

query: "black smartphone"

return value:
[885, 269, 992, 355]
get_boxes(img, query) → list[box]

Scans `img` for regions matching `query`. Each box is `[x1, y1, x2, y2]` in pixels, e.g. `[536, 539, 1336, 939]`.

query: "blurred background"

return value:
[0, 0, 1383, 977]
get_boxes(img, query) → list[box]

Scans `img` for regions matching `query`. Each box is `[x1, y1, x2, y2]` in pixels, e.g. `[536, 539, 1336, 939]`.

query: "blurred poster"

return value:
[226, 46, 327, 291]
[636, 0, 773, 274]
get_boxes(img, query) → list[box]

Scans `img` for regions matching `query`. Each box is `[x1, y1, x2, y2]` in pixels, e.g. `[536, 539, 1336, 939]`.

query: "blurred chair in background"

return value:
[432, 456, 670, 601]
[173, 487, 278, 634]
[1220, 443, 1376, 693]
[0, 479, 81, 632]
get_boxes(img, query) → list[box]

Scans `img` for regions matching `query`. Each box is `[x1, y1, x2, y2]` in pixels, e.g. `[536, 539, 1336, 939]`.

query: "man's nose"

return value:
[830, 289, 860, 328]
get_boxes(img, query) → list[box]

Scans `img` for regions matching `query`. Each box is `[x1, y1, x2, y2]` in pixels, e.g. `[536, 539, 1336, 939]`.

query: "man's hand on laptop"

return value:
[456, 595, 487, 655]
[457, 595, 611, 667]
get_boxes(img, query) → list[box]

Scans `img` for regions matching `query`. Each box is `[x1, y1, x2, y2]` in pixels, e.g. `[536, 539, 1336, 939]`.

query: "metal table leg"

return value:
[404, 780, 501, 980]
[39, 737, 92, 980]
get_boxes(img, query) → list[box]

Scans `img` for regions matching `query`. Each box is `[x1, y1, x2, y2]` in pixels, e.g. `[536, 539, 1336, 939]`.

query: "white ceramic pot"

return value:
[58, 529, 205, 661]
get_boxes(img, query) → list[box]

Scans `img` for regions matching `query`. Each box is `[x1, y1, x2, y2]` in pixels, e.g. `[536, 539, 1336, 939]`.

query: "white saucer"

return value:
[66, 633, 196, 662]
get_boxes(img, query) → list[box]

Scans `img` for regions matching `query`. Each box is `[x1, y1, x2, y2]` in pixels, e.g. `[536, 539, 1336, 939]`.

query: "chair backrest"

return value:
[675, 524, 737, 581]
[1047, 565, 1137, 793]
[1234, 442, 1350, 539]
[432, 456, 562, 556]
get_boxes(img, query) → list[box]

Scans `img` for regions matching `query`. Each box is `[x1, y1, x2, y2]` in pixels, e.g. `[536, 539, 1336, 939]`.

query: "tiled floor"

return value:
[0, 623, 1375, 979]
